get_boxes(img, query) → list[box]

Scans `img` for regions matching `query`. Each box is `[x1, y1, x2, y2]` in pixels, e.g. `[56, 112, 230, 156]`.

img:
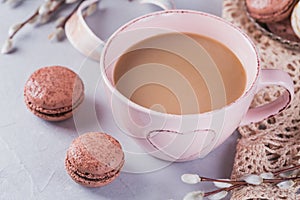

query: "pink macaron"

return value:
[65, 132, 125, 187]
[246, 0, 297, 23]
[24, 66, 84, 121]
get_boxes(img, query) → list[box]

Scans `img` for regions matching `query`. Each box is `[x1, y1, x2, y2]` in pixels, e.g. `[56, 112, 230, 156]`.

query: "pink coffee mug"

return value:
[66, 5, 294, 162]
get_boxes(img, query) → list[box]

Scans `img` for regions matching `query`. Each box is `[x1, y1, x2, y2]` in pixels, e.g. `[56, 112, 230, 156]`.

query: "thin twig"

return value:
[201, 177, 245, 185]
[47, 0, 65, 16]
[9, 0, 65, 39]
[56, 0, 86, 29]
[273, 165, 300, 176]
[203, 184, 243, 197]
[263, 177, 300, 184]
[9, 9, 39, 39]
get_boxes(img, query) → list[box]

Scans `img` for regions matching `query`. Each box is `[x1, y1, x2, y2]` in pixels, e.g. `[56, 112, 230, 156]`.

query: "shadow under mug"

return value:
[66, 6, 294, 162]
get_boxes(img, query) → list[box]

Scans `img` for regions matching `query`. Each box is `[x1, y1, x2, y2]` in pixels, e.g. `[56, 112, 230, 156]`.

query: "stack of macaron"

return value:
[246, 0, 300, 42]
[24, 66, 125, 187]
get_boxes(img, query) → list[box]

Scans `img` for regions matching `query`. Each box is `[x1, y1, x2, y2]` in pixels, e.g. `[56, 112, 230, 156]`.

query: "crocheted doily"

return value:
[222, 0, 300, 199]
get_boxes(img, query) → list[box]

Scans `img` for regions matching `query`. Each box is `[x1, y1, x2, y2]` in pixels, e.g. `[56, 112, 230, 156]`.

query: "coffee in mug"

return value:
[113, 32, 246, 115]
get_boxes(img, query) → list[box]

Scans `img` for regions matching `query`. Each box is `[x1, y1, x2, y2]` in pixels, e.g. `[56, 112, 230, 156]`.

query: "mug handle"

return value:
[65, 0, 175, 61]
[240, 69, 294, 126]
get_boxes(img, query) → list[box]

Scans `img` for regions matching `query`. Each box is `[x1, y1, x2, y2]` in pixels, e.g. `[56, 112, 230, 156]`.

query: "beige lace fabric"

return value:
[222, 0, 300, 199]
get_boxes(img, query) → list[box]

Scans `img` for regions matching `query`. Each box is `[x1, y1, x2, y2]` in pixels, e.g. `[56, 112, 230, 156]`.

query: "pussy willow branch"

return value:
[200, 164, 300, 197]
[273, 165, 300, 176]
[9, 9, 39, 39]
[203, 184, 243, 197]
[9, 0, 65, 39]
[201, 176, 300, 198]
[45, 0, 65, 16]
[201, 177, 245, 185]
[56, 0, 86, 29]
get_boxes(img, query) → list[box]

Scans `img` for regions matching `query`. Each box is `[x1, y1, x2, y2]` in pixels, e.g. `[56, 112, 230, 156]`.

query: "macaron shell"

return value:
[24, 66, 84, 110]
[246, 0, 296, 23]
[291, 1, 300, 38]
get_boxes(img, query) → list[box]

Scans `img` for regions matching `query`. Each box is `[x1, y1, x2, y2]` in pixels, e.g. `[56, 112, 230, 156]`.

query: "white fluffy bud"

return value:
[1, 39, 13, 54]
[183, 191, 204, 200]
[181, 174, 201, 184]
[8, 23, 22, 38]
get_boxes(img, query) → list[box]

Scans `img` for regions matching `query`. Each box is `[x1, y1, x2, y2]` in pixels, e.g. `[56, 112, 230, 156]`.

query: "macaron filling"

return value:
[74, 166, 120, 182]
[65, 156, 123, 183]
[25, 95, 84, 118]
[35, 107, 74, 117]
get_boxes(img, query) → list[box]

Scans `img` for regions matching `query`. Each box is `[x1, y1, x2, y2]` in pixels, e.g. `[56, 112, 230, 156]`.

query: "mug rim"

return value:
[100, 9, 260, 118]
